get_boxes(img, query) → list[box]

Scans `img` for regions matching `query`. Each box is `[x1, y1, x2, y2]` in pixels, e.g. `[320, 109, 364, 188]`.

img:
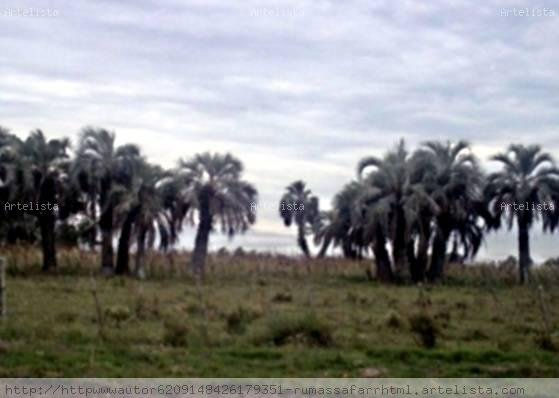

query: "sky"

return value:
[1, 0, 559, 261]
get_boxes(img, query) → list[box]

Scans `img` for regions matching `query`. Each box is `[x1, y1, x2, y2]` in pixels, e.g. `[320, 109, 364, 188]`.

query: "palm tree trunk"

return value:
[38, 213, 57, 271]
[342, 240, 353, 259]
[448, 235, 461, 263]
[115, 207, 138, 275]
[317, 236, 331, 258]
[99, 178, 114, 273]
[427, 229, 449, 281]
[191, 189, 212, 278]
[517, 217, 531, 284]
[414, 232, 430, 282]
[88, 189, 97, 250]
[134, 227, 147, 279]
[297, 222, 311, 258]
[407, 239, 420, 282]
[410, 217, 431, 282]
[373, 227, 393, 282]
[100, 229, 114, 273]
[99, 204, 114, 273]
[392, 206, 408, 278]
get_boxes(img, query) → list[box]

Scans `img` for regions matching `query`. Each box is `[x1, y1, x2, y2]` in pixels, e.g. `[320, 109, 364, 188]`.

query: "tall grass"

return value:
[1, 246, 559, 286]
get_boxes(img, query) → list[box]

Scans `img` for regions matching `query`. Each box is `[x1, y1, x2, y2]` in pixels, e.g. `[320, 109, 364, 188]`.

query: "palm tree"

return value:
[75, 127, 141, 273]
[74, 157, 100, 250]
[0, 127, 18, 237]
[313, 211, 334, 258]
[486, 144, 559, 283]
[0, 128, 38, 245]
[114, 167, 144, 275]
[133, 168, 186, 279]
[357, 140, 419, 279]
[0, 126, 13, 184]
[279, 180, 320, 258]
[115, 160, 183, 278]
[177, 153, 257, 278]
[314, 179, 395, 281]
[412, 140, 484, 281]
[8, 130, 71, 270]
[313, 181, 367, 259]
[360, 196, 394, 282]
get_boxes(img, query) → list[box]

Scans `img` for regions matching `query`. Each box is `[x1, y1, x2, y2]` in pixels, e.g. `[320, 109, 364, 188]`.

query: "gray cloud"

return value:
[2, 0, 559, 259]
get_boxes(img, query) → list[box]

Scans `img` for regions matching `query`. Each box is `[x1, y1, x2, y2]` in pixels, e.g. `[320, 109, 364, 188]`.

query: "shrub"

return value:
[271, 292, 293, 303]
[134, 295, 149, 320]
[225, 305, 262, 334]
[186, 302, 202, 315]
[534, 333, 557, 352]
[384, 310, 403, 329]
[347, 292, 369, 305]
[0, 341, 10, 354]
[134, 295, 160, 320]
[434, 309, 451, 322]
[490, 315, 503, 323]
[415, 289, 432, 308]
[105, 305, 131, 327]
[497, 339, 512, 352]
[462, 328, 489, 341]
[255, 313, 333, 347]
[56, 311, 78, 323]
[163, 320, 190, 347]
[409, 313, 438, 348]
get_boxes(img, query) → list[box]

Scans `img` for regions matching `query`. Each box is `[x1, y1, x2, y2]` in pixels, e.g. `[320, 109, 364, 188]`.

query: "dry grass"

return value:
[0, 247, 558, 377]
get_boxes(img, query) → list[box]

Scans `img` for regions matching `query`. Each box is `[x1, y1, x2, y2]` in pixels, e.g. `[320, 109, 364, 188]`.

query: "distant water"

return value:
[479, 230, 558, 264]
[177, 226, 559, 263]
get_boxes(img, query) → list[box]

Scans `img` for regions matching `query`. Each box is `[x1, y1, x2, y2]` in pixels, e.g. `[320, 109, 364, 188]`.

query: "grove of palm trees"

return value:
[1, 126, 559, 377]
[4, 127, 559, 284]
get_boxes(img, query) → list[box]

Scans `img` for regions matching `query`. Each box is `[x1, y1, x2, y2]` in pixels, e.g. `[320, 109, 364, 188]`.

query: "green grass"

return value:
[0, 255, 558, 377]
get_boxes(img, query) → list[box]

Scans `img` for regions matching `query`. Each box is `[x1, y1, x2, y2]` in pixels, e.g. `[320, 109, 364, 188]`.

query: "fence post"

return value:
[0, 257, 5, 318]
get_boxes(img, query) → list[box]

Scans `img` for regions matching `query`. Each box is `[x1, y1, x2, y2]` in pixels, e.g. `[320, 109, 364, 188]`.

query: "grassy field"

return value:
[0, 249, 559, 377]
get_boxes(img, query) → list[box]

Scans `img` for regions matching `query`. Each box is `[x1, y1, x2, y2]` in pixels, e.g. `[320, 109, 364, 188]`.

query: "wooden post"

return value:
[0, 257, 5, 318]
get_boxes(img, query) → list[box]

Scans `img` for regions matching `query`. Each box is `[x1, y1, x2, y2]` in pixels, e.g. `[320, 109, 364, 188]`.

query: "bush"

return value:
[105, 305, 131, 327]
[384, 310, 403, 329]
[534, 333, 557, 352]
[434, 309, 451, 322]
[163, 320, 190, 347]
[134, 295, 160, 320]
[56, 311, 78, 323]
[225, 305, 262, 334]
[134, 295, 149, 320]
[271, 292, 293, 303]
[255, 313, 333, 347]
[462, 328, 489, 342]
[409, 313, 438, 349]
[347, 292, 369, 305]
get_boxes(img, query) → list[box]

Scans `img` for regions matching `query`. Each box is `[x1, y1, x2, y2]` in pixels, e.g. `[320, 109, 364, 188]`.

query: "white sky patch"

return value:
[2, 74, 89, 98]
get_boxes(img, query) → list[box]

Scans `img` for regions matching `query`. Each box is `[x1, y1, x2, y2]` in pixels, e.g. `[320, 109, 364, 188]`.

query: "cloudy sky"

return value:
[2, 0, 559, 260]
